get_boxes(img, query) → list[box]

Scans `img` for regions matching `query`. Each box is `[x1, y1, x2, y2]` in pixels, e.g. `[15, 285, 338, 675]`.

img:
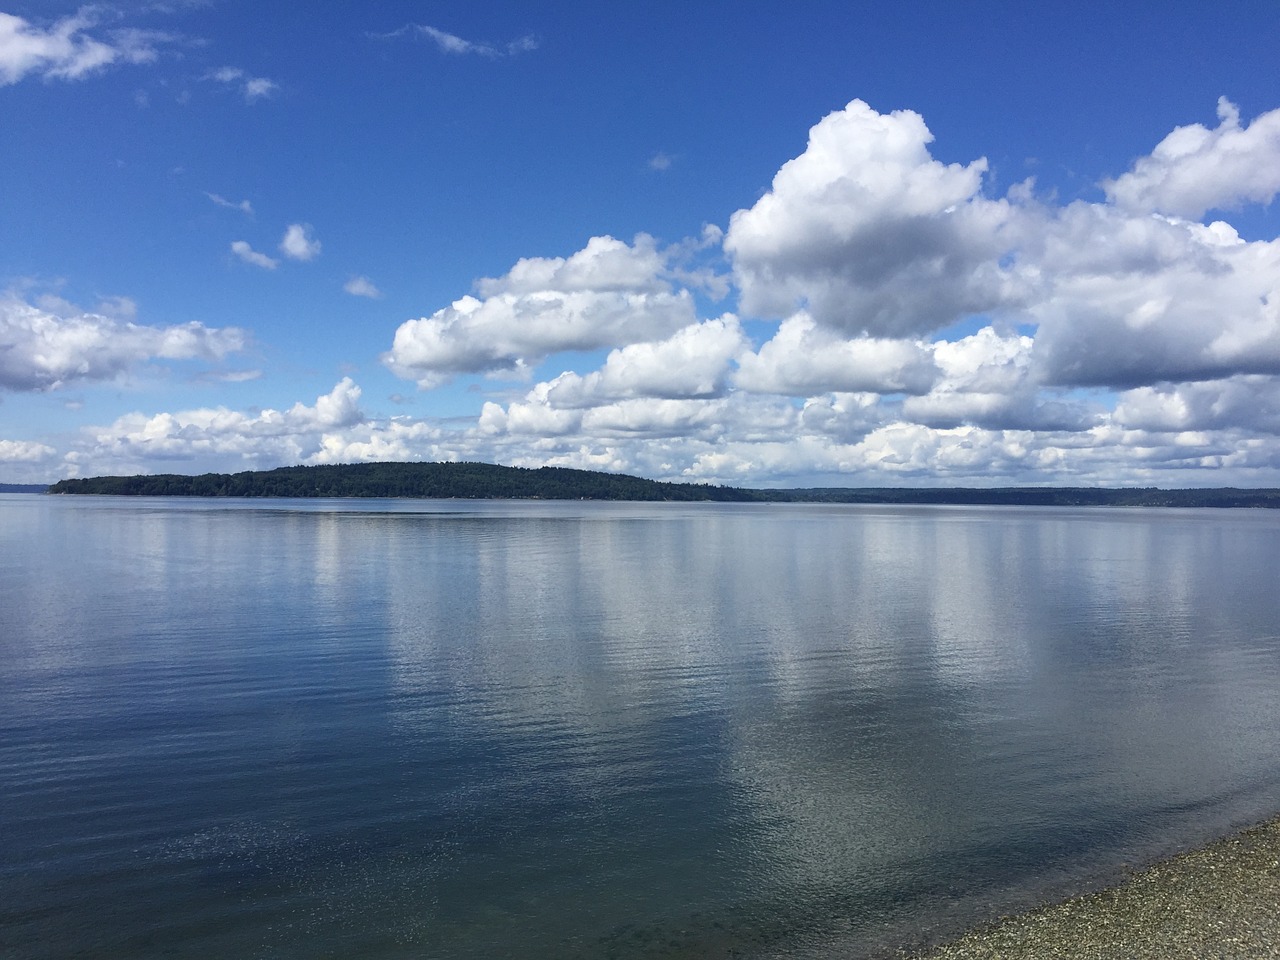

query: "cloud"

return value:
[374, 23, 539, 58]
[280, 224, 321, 261]
[344, 276, 382, 299]
[0, 294, 245, 391]
[417, 25, 486, 55]
[1103, 98, 1280, 218]
[200, 369, 263, 384]
[243, 76, 277, 101]
[359, 97, 1280, 486]
[724, 99, 1028, 337]
[736, 313, 939, 396]
[0, 8, 176, 86]
[0, 439, 57, 463]
[59, 379, 509, 478]
[231, 227, 320, 270]
[505, 34, 540, 55]
[1028, 211, 1280, 388]
[649, 151, 674, 171]
[207, 65, 278, 102]
[902, 327, 1098, 431]
[206, 192, 253, 215]
[1112, 376, 1280, 436]
[529, 317, 748, 409]
[74, 378, 366, 471]
[27, 96, 1280, 488]
[481, 389, 796, 446]
[384, 235, 697, 388]
[230, 240, 279, 269]
[722, 98, 1280, 392]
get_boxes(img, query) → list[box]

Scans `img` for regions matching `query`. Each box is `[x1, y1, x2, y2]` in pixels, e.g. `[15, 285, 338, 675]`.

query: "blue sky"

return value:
[3, 1, 1280, 486]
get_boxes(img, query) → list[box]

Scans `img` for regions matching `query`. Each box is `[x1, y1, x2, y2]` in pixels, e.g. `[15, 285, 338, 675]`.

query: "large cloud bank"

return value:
[19, 99, 1280, 486]
[435, 98, 1280, 485]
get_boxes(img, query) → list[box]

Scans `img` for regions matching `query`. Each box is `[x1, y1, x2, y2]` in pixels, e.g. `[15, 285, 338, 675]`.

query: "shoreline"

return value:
[896, 815, 1280, 959]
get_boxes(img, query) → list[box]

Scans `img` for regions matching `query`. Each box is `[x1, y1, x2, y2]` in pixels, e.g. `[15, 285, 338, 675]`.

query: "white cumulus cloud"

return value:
[1029, 211, 1280, 388]
[902, 327, 1097, 431]
[60, 380, 504, 478]
[1113, 376, 1280, 436]
[722, 98, 1280, 393]
[537, 317, 748, 408]
[80, 378, 365, 469]
[363, 97, 1280, 486]
[0, 295, 245, 392]
[1104, 98, 1280, 219]
[0, 439, 57, 463]
[280, 224, 321, 261]
[724, 99, 1027, 337]
[384, 235, 697, 388]
[736, 313, 939, 396]
[30, 95, 1280, 489]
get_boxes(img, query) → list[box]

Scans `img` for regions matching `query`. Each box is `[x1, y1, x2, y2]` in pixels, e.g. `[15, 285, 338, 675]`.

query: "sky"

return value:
[3, 1, 1280, 488]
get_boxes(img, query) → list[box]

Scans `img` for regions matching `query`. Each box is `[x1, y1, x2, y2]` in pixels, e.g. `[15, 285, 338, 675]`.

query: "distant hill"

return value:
[44, 461, 1280, 508]
[0, 483, 50, 493]
[47, 462, 752, 502]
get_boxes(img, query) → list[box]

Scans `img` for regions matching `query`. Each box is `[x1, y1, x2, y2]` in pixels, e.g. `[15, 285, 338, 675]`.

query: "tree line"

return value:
[43, 461, 1280, 508]
[46, 461, 754, 501]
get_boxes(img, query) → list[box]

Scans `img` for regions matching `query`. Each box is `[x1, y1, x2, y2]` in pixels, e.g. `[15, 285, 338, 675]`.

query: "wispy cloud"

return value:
[373, 23, 539, 59]
[280, 224, 320, 261]
[206, 65, 278, 102]
[199, 368, 262, 383]
[206, 192, 253, 216]
[0, 7, 179, 86]
[648, 151, 674, 172]
[344, 276, 382, 299]
[243, 76, 277, 101]
[230, 240, 278, 269]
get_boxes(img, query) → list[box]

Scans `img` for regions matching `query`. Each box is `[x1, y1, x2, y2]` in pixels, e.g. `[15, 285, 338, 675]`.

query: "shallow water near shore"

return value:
[3, 495, 1280, 958]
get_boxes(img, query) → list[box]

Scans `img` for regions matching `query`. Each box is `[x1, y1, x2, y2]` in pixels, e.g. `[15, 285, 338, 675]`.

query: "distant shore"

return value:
[900, 815, 1280, 959]
[38, 461, 1280, 507]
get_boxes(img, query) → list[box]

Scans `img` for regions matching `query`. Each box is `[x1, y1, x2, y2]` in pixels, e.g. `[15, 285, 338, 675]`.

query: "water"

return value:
[3, 495, 1279, 958]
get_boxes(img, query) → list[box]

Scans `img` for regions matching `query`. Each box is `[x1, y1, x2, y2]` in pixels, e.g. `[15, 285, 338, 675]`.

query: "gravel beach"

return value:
[902, 816, 1280, 959]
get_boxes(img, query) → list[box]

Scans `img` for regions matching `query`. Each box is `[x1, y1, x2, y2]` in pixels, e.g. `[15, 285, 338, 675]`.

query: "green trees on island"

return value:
[47, 462, 751, 501]
[42, 461, 1280, 507]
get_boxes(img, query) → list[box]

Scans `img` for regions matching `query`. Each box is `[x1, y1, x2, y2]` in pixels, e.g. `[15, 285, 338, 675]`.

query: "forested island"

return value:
[42, 461, 1280, 508]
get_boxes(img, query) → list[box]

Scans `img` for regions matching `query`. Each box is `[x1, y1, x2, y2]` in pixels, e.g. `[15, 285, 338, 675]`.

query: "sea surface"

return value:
[3, 494, 1280, 959]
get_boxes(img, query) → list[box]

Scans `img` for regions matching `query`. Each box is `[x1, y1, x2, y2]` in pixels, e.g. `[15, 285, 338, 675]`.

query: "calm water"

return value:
[3, 495, 1280, 959]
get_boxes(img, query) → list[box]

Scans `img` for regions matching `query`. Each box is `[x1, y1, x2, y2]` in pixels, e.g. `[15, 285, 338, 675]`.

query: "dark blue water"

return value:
[3, 495, 1279, 958]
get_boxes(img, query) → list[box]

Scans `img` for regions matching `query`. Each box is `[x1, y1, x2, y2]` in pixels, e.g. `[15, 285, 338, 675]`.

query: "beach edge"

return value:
[897, 815, 1280, 958]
